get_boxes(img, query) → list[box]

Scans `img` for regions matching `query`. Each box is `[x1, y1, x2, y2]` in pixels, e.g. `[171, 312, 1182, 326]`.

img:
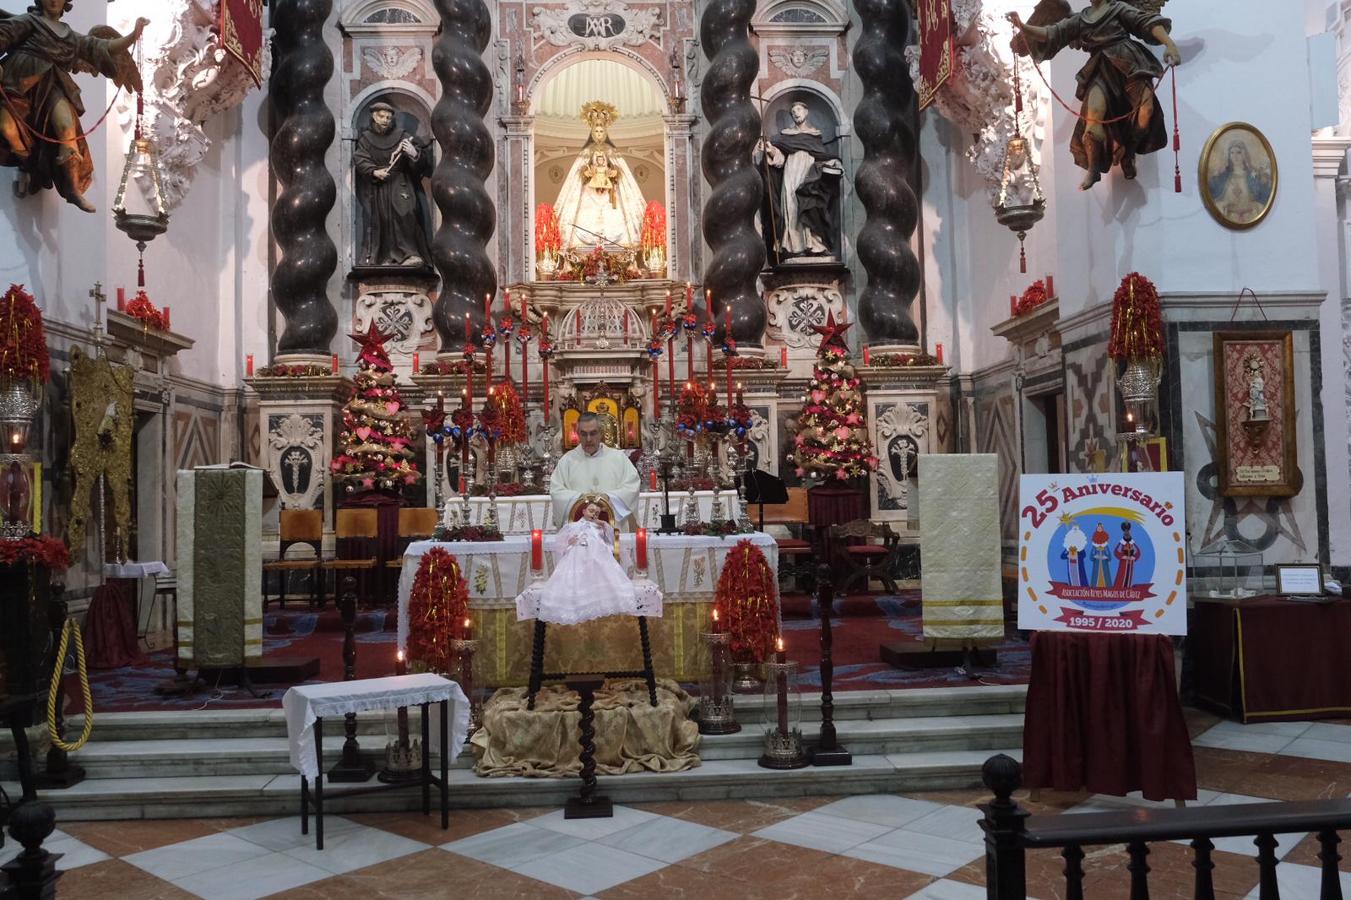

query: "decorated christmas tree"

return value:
[792, 313, 877, 485]
[331, 323, 422, 495]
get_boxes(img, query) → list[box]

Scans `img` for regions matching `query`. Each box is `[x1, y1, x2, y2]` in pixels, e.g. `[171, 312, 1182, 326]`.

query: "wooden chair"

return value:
[322, 508, 379, 603]
[262, 509, 324, 609]
[830, 519, 903, 595]
[765, 487, 815, 592]
[386, 508, 441, 570]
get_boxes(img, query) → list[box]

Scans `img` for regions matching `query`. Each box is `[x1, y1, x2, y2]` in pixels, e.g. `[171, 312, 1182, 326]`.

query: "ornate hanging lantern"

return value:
[993, 61, 1045, 274]
[112, 89, 170, 288]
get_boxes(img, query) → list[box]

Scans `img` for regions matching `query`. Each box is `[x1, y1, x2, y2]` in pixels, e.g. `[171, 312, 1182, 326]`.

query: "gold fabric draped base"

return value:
[469, 678, 701, 778]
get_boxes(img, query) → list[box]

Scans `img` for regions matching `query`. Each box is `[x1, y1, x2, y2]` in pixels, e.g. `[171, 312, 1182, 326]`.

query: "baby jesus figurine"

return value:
[582, 151, 622, 208]
[515, 499, 662, 625]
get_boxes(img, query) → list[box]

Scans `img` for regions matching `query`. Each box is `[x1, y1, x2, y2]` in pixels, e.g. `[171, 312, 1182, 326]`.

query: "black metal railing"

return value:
[980, 753, 1351, 899]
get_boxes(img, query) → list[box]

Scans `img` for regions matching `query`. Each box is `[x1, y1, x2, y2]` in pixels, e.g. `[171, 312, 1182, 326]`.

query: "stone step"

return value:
[5, 684, 1026, 745]
[29, 713, 1024, 779]
[3, 749, 1021, 822]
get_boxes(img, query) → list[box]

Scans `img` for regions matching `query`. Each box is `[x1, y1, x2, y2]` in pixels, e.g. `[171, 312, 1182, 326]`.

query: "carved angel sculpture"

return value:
[1008, 0, 1181, 190]
[0, 2, 147, 212]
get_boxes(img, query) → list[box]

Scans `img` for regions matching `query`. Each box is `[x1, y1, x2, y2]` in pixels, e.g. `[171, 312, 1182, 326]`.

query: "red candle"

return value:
[466, 353, 474, 409]
[464, 312, 471, 345]
[685, 282, 693, 307]
[651, 313, 661, 418]
[665, 290, 672, 314]
[412, 352, 420, 373]
[504, 287, 510, 313]
[330, 353, 338, 374]
[531, 529, 543, 571]
[245, 354, 253, 376]
[780, 346, 788, 368]
[686, 333, 694, 382]
[706, 314, 714, 384]
[116, 287, 126, 311]
[863, 346, 871, 367]
[712, 608, 721, 632]
[636, 528, 648, 571]
[724, 304, 733, 406]
[936, 342, 944, 364]
[623, 308, 629, 342]
[163, 305, 171, 329]
[521, 292, 529, 402]
[463, 616, 473, 642]
[667, 331, 676, 406]
[1046, 274, 1055, 298]
[459, 474, 466, 494]
[1010, 294, 1017, 316]
[649, 469, 658, 490]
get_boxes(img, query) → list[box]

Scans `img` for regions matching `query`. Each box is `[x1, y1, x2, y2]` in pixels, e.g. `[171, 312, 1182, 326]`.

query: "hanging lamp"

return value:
[112, 87, 170, 288]
[993, 59, 1045, 274]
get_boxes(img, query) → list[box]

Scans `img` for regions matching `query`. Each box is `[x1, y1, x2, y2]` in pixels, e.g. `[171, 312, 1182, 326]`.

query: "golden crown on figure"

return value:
[581, 101, 619, 132]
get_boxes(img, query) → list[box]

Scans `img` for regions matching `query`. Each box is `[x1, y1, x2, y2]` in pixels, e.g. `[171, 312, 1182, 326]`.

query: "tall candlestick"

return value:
[464, 312, 471, 345]
[686, 332, 694, 382]
[775, 636, 788, 735]
[667, 330, 676, 404]
[706, 314, 714, 385]
[463, 616, 473, 642]
[504, 287, 510, 313]
[395, 650, 410, 748]
[665, 289, 672, 314]
[685, 282, 693, 307]
[651, 328, 661, 419]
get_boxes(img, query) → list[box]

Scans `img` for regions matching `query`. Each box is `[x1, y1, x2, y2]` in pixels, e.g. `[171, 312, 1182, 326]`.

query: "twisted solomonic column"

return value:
[853, 0, 921, 349]
[269, 0, 338, 359]
[431, 0, 496, 354]
[699, 0, 765, 349]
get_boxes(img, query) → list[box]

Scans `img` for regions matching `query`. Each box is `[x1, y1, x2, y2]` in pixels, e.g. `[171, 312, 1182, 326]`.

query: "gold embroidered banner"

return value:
[917, 0, 954, 110]
[219, 0, 265, 87]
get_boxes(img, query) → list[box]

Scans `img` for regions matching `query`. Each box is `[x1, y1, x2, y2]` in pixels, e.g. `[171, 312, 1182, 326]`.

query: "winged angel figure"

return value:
[1007, 0, 1181, 190]
[0, 1, 147, 212]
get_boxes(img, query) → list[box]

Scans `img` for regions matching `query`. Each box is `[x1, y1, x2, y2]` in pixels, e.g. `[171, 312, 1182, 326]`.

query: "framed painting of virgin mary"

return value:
[1199, 123, 1278, 231]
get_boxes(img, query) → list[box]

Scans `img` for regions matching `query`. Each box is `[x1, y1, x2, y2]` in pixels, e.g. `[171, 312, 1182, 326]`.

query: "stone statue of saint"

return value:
[354, 101, 433, 268]
[756, 101, 844, 261]
[0, 5, 149, 212]
[552, 101, 648, 251]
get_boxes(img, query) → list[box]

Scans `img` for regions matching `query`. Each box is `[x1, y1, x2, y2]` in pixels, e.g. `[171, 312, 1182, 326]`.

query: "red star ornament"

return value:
[349, 321, 394, 370]
[811, 312, 852, 352]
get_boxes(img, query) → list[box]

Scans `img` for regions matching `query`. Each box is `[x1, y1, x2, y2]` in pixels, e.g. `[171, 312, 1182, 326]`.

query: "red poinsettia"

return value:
[0, 536, 70, 570]
[125, 290, 168, 331]
[0, 284, 50, 383]
[1015, 280, 1049, 317]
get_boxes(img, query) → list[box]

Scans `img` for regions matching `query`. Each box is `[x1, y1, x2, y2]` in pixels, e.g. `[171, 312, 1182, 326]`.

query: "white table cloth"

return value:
[282, 674, 469, 779]
[396, 531, 779, 651]
[441, 489, 740, 534]
[102, 561, 170, 579]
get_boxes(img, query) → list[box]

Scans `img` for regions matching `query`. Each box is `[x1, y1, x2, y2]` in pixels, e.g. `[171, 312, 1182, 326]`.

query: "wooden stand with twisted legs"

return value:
[524, 618, 658, 712]
[563, 675, 612, 819]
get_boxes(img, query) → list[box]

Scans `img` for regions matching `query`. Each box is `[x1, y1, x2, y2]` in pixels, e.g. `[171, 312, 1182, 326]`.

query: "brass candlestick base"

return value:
[759, 727, 809, 769]
[731, 661, 762, 693]
[697, 631, 740, 735]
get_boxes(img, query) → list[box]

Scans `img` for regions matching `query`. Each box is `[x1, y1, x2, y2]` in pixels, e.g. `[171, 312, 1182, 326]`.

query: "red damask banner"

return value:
[219, 0, 265, 88]
[916, 0, 954, 110]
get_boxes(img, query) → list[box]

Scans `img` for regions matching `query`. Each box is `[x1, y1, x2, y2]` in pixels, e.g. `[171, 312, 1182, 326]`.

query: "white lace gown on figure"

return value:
[515, 519, 663, 625]
[552, 150, 648, 251]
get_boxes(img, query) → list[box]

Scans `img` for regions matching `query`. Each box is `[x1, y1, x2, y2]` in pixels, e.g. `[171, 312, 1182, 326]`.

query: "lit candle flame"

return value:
[776, 637, 784, 652]
[712, 609, 719, 622]
[397, 650, 404, 662]
[463, 617, 471, 629]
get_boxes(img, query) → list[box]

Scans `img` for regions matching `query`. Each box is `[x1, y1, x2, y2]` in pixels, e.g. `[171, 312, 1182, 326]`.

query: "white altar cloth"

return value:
[103, 561, 170, 579]
[442, 489, 740, 534]
[396, 531, 778, 651]
[283, 674, 469, 779]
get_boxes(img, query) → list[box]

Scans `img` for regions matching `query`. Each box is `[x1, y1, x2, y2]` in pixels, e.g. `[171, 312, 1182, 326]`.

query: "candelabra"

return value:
[681, 443, 700, 527]
[707, 439, 727, 525]
[450, 637, 481, 735]
[734, 441, 754, 531]
[657, 444, 678, 534]
[483, 457, 500, 531]
[697, 630, 740, 734]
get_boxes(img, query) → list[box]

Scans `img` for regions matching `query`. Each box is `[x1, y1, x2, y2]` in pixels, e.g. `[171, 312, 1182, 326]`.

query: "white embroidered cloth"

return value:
[282, 674, 469, 779]
[102, 561, 170, 579]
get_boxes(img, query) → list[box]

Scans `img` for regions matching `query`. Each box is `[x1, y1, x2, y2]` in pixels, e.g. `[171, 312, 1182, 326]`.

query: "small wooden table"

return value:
[282, 675, 468, 849]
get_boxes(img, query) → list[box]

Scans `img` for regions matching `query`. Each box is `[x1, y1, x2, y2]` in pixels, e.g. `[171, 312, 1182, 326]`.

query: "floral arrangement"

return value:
[869, 352, 941, 368]
[1014, 280, 1049, 317]
[492, 380, 528, 446]
[681, 519, 751, 538]
[331, 324, 421, 494]
[535, 203, 562, 256]
[702, 397, 728, 435]
[0, 535, 70, 570]
[537, 331, 556, 359]
[728, 400, 753, 440]
[640, 201, 666, 252]
[1108, 272, 1164, 361]
[405, 548, 470, 673]
[125, 290, 168, 331]
[718, 356, 780, 371]
[256, 363, 331, 378]
[792, 315, 878, 484]
[675, 381, 710, 438]
[0, 284, 50, 384]
[714, 539, 778, 663]
[419, 358, 488, 377]
[432, 522, 503, 543]
[467, 481, 529, 498]
[653, 314, 679, 343]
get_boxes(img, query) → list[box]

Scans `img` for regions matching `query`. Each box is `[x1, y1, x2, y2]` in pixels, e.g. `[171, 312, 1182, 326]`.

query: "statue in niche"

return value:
[755, 100, 843, 263]
[553, 101, 648, 251]
[354, 101, 433, 268]
[1008, 0, 1182, 191]
[0, 4, 148, 212]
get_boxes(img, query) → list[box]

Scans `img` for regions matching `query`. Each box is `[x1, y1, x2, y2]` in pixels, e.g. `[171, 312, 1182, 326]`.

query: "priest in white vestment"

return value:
[550, 412, 641, 531]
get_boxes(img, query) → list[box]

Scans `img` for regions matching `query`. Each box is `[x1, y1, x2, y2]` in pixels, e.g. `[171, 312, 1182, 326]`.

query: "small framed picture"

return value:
[1213, 331, 1299, 497]
[1276, 564, 1323, 596]
[1199, 123, 1278, 231]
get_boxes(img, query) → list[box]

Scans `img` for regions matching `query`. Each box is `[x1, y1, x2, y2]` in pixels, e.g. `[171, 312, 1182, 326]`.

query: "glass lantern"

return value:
[697, 628, 739, 735]
[758, 652, 808, 769]
[1195, 538, 1265, 599]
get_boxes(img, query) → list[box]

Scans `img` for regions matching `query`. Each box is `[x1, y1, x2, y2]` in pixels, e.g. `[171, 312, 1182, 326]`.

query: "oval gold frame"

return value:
[1198, 122, 1278, 231]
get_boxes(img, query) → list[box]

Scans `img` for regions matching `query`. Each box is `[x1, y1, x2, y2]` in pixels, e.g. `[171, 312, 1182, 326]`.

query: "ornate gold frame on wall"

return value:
[67, 346, 136, 555]
[1212, 330, 1299, 497]
[1198, 122, 1278, 231]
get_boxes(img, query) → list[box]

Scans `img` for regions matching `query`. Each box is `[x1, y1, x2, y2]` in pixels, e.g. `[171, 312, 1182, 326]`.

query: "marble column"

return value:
[664, 113, 700, 283]
[269, 0, 338, 362]
[699, 0, 766, 351]
[853, 0, 921, 351]
[431, 0, 497, 356]
[501, 114, 533, 286]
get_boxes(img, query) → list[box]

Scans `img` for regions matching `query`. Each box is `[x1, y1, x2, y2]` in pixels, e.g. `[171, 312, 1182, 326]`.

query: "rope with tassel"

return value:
[47, 617, 95, 752]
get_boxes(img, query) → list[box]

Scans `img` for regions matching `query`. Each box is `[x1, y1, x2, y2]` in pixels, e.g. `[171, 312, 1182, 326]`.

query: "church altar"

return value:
[396, 532, 778, 686]
[443, 489, 740, 533]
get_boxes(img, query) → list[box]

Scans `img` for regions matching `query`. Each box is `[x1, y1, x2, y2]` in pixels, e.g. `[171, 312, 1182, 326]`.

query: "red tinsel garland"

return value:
[714, 539, 778, 663]
[493, 380, 528, 446]
[0, 284, 50, 383]
[125, 290, 168, 331]
[1015, 280, 1048, 317]
[535, 203, 562, 255]
[640, 201, 666, 252]
[1108, 272, 1164, 361]
[405, 547, 470, 673]
[0, 536, 70, 570]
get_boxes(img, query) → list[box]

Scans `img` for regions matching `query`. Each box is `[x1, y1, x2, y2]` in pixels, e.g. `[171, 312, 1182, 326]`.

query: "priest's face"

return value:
[577, 419, 603, 455]
[371, 110, 395, 135]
